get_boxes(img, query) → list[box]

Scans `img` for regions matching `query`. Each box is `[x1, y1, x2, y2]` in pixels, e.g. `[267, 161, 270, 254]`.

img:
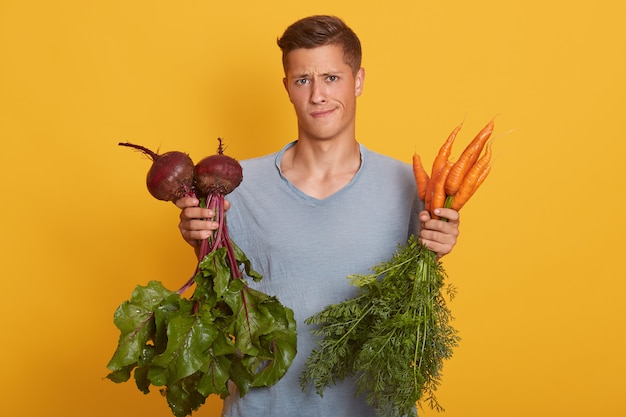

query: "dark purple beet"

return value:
[194, 138, 243, 196]
[119, 142, 195, 202]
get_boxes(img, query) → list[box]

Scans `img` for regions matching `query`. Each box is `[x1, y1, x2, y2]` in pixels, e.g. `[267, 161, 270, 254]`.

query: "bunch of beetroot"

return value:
[106, 139, 297, 417]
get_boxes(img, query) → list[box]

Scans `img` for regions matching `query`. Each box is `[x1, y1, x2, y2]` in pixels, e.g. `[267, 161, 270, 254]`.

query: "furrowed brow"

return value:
[292, 72, 311, 79]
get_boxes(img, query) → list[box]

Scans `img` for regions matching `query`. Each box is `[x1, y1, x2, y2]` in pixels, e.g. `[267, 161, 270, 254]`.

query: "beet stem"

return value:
[177, 191, 242, 294]
[240, 286, 253, 339]
[208, 196, 224, 253]
[222, 215, 241, 279]
[178, 268, 199, 295]
[118, 142, 158, 160]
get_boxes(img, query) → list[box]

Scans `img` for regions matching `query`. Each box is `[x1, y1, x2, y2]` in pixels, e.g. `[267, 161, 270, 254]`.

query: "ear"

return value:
[282, 77, 295, 103]
[354, 67, 365, 97]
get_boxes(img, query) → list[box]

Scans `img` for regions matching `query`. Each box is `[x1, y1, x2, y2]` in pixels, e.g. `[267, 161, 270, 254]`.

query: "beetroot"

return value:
[108, 138, 296, 417]
[194, 138, 243, 197]
[118, 142, 194, 201]
[180, 138, 244, 291]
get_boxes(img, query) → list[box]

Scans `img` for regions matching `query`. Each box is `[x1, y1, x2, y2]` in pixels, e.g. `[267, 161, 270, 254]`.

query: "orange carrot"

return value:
[422, 123, 461, 213]
[424, 177, 434, 214]
[423, 166, 438, 214]
[430, 161, 453, 219]
[450, 142, 492, 211]
[412, 153, 430, 201]
[451, 164, 491, 211]
[444, 118, 494, 196]
[431, 122, 462, 178]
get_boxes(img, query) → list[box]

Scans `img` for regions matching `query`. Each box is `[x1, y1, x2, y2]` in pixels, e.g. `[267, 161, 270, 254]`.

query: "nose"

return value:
[309, 80, 326, 104]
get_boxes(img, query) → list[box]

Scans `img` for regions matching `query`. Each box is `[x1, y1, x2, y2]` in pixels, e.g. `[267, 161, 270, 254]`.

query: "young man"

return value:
[177, 15, 460, 417]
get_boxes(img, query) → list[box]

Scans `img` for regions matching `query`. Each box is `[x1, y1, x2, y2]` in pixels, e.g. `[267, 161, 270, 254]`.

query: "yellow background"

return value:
[1, 1, 625, 416]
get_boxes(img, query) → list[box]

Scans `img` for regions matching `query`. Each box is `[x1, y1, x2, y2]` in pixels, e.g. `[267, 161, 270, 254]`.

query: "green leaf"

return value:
[134, 344, 157, 394]
[148, 302, 220, 386]
[222, 281, 270, 357]
[232, 241, 263, 282]
[203, 247, 232, 298]
[249, 298, 297, 387]
[221, 279, 297, 392]
[228, 357, 255, 397]
[106, 365, 133, 383]
[300, 296, 374, 395]
[161, 372, 208, 417]
[153, 293, 189, 352]
[209, 329, 237, 357]
[106, 281, 175, 373]
[196, 353, 232, 398]
[301, 235, 459, 415]
[106, 229, 296, 416]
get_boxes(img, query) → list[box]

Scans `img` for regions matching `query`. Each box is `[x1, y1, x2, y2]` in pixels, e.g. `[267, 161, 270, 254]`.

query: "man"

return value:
[176, 15, 460, 417]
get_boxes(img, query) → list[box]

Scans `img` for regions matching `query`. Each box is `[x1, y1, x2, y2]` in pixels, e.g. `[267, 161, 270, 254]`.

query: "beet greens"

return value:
[107, 139, 296, 417]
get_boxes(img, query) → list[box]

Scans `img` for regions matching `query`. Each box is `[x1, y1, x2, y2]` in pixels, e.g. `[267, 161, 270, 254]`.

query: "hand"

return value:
[418, 208, 460, 258]
[176, 196, 228, 256]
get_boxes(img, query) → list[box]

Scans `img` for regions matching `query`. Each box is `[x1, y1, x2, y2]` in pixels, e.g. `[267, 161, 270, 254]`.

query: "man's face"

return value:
[283, 44, 364, 142]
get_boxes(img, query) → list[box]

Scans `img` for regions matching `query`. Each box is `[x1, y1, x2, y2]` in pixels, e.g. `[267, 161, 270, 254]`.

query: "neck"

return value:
[280, 139, 362, 200]
[290, 138, 360, 172]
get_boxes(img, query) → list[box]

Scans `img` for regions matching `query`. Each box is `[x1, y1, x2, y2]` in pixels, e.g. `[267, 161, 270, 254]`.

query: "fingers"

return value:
[434, 208, 459, 224]
[175, 196, 199, 209]
[179, 207, 219, 237]
[175, 196, 230, 215]
[179, 218, 219, 243]
[419, 208, 459, 225]
[419, 208, 460, 258]
[176, 196, 221, 247]
[179, 206, 213, 222]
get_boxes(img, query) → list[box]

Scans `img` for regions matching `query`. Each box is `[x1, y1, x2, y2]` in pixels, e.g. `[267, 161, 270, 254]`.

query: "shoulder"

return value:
[229, 150, 283, 205]
[239, 152, 277, 170]
[361, 146, 413, 178]
[238, 152, 280, 183]
[238, 141, 293, 174]
[358, 147, 417, 203]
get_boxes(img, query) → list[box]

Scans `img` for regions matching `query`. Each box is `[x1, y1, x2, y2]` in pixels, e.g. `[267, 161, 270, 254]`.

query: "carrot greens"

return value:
[301, 236, 458, 416]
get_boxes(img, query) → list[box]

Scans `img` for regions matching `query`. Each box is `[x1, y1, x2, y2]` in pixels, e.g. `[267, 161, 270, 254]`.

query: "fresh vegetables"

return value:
[301, 237, 456, 416]
[107, 139, 297, 417]
[443, 118, 494, 198]
[411, 153, 429, 201]
[118, 142, 195, 202]
[301, 119, 495, 416]
[194, 148, 243, 196]
[450, 142, 492, 211]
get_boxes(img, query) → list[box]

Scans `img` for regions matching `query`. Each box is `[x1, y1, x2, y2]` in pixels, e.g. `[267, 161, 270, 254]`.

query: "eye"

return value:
[327, 75, 338, 82]
[295, 78, 309, 86]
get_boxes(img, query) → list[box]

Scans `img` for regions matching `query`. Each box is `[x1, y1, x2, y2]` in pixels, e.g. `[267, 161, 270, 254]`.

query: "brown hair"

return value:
[277, 15, 362, 75]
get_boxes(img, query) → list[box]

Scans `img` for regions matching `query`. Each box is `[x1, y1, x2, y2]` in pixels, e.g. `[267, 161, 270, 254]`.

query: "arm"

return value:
[418, 208, 460, 258]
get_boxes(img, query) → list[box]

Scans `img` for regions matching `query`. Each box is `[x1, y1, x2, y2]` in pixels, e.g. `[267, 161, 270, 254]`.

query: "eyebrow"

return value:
[292, 71, 343, 79]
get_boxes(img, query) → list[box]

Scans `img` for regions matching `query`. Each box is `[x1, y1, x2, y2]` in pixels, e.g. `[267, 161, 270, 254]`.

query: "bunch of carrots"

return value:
[413, 117, 494, 218]
[301, 118, 496, 416]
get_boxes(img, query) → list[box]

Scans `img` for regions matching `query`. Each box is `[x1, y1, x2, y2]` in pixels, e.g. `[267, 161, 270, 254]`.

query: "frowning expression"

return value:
[283, 44, 364, 142]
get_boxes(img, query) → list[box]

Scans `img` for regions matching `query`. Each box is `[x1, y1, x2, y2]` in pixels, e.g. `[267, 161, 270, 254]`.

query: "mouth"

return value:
[310, 108, 336, 118]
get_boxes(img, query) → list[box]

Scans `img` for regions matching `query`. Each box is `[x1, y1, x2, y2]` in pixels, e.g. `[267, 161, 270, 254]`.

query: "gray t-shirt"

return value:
[221, 142, 422, 417]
